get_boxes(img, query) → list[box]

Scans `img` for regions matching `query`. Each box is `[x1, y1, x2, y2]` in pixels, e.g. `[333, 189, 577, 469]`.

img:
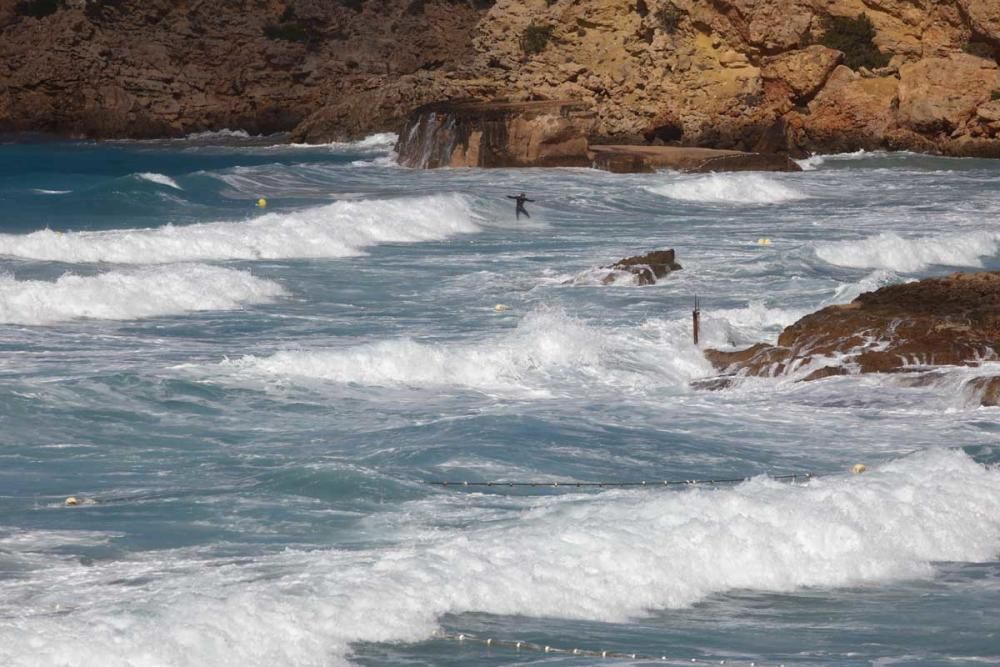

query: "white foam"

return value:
[795, 149, 927, 170]
[698, 300, 808, 349]
[289, 132, 399, 153]
[135, 172, 183, 190]
[2, 449, 998, 667]
[184, 129, 254, 140]
[0, 193, 480, 264]
[0, 265, 286, 324]
[796, 149, 869, 170]
[32, 189, 72, 195]
[825, 269, 899, 305]
[215, 308, 711, 395]
[815, 231, 1000, 272]
[647, 173, 806, 205]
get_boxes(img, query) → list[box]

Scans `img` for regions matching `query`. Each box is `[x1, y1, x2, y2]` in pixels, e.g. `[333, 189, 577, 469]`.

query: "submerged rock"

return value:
[703, 272, 1000, 381]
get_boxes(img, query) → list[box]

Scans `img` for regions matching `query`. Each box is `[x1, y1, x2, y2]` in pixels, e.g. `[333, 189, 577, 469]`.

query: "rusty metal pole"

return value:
[692, 296, 700, 346]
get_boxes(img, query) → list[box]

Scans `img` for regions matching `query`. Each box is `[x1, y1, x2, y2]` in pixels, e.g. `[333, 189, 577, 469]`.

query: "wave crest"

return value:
[0, 193, 480, 264]
[815, 231, 1000, 272]
[647, 173, 806, 205]
[0, 265, 286, 324]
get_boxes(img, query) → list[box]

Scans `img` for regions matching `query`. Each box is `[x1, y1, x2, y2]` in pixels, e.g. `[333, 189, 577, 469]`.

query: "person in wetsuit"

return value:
[507, 192, 534, 220]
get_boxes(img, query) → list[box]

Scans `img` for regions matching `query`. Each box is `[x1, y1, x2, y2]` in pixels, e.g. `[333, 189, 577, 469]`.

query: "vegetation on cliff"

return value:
[521, 23, 554, 55]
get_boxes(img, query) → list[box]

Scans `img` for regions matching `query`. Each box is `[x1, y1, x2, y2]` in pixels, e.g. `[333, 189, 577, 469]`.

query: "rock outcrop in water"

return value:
[395, 101, 801, 171]
[2, 0, 1000, 157]
[396, 100, 595, 168]
[604, 249, 682, 285]
[703, 272, 1000, 383]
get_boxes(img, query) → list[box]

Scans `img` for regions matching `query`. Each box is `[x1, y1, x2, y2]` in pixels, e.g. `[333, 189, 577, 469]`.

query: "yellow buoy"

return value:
[64, 496, 79, 506]
[852, 463, 867, 474]
[494, 304, 511, 312]
[257, 197, 267, 208]
[756, 237, 772, 246]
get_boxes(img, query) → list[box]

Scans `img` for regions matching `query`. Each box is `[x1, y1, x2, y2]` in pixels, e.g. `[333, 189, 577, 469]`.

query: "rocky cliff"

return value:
[2, 0, 1000, 155]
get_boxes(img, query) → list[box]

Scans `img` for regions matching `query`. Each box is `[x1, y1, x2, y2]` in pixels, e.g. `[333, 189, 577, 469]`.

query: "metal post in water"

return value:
[692, 296, 700, 346]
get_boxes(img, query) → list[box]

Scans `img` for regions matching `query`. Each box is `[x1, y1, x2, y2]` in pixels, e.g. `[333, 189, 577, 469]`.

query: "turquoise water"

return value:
[1, 136, 999, 666]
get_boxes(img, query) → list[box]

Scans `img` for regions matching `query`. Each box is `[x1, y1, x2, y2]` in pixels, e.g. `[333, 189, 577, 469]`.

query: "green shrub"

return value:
[992, 90, 1000, 102]
[522, 23, 554, 55]
[655, 2, 684, 34]
[819, 13, 890, 70]
[16, 0, 60, 18]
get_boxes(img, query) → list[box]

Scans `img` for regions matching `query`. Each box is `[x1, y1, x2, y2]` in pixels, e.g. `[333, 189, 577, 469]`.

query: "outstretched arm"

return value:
[506, 195, 518, 199]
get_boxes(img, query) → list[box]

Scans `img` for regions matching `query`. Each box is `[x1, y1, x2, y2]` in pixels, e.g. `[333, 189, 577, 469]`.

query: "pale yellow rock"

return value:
[763, 46, 843, 101]
[977, 101, 1000, 123]
[898, 54, 1000, 133]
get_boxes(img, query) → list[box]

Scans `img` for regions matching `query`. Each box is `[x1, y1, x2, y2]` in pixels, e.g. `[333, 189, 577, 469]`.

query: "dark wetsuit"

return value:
[507, 194, 534, 220]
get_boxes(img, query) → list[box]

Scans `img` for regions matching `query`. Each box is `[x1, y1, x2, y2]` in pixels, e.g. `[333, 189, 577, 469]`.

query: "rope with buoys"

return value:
[46, 466, 870, 507]
[433, 630, 786, 666]
[429, 472, 812, 490]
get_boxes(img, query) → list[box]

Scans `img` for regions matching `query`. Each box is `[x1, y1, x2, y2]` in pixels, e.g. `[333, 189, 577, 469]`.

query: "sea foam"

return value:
[647, 173, 805, 205]
[0, 265, 286, 324]
[135, 172, 183, 190]
[815, 231, 1000, 272]
[1, 449, 998, 667]
[0, 193, 480, 264]
[217, 308, 711, 395]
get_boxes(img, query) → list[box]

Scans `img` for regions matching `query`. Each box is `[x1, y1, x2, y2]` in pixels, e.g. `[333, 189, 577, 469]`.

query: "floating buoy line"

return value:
[433, 630, 787, 666]
[44, 466, 871, 507]
[429, 472, 813, 490]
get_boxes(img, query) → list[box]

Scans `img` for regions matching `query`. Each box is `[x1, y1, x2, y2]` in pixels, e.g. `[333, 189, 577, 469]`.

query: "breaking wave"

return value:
[646, 173, 806, 205]
[0, 265, 286, 324]
[135, 172, 183, 190]
[0, 193, 480, 264]
[815, 231, 1000, 272]
[214, 309, 711, 395]
[1, 449, 998, 667]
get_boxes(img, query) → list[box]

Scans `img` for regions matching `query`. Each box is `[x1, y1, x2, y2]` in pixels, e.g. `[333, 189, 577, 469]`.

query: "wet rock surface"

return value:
[704, 272, 1000, 380]
[396, 100, 595, 168]
[605, 249, 682, 285]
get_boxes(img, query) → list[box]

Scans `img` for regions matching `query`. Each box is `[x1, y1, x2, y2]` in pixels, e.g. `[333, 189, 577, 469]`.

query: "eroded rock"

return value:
[704, 272, 1000, 381]
[604, 249, 682, 285]
[395, 100, 596, 168]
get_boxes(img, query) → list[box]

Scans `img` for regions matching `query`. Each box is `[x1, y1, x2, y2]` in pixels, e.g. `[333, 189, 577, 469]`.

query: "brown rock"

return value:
[704, 272, 1000, 381]
[604, 249, 683, 285]
[763, 46, 843, 103]
[958, 0, 1000, 42]
[897, 54, 1000, 134]
[588, 145, 801, 173]
[395, 100, 596, 168]
[965, 376, 1000, 406]
[803, 66, 900, 152]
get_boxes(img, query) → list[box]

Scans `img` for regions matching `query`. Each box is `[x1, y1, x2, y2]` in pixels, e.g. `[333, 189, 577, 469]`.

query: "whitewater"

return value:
[1, 140, 999, 667]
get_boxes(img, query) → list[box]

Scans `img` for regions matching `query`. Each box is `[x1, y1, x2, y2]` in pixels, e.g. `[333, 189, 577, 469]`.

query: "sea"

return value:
[1, 133, 999, 667]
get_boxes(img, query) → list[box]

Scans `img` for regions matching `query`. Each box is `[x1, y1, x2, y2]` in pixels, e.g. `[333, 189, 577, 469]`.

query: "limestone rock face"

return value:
[705, 272, 1000, 381]
[897, 54, 1000, 134]
[762, 46, 843, 102]
[959, 0, 1000, 42]
[801, 66, 901, 152]
[1, 0, 999, 157]
[395, 100, 596, 168]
